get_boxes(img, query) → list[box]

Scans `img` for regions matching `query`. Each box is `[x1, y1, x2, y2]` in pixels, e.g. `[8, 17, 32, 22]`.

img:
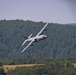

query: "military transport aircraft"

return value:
[21, 23, 48, 52]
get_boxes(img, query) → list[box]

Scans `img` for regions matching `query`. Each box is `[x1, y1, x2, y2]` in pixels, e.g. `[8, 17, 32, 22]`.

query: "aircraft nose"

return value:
[45, 35, 47, 38]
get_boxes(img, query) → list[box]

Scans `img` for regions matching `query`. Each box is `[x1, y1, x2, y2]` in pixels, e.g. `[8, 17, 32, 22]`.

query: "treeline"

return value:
[0, 20, 76, 59]
[7, 61, 76, 75]
[0, 58, 65, 65]
[0, 58, 76, 66]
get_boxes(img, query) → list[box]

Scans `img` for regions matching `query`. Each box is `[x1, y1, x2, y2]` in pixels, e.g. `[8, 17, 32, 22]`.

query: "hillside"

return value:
[0, 20, 76, 59]
[65, 23, 76, 26]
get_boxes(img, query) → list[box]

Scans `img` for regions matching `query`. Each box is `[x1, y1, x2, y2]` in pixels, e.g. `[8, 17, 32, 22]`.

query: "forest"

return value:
[0, 20, 76, 75]
[0, 19, 76, 59]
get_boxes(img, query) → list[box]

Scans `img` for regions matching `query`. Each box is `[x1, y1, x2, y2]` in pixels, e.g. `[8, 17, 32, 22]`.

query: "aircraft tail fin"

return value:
[22, 33, 32, 39]
[22, 34, 27, 39]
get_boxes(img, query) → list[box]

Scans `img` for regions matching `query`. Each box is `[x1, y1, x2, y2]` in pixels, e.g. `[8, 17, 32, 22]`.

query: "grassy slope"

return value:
[3, 64, 44, 73]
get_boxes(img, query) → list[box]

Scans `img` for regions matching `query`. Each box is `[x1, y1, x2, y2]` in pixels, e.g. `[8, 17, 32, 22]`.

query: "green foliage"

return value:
[0, 20, 76, 59]
[7, 64, 76, 75]
[0, 58, 76, 75]
[66, 62, 74, 67]
[0, 68, 4, 75]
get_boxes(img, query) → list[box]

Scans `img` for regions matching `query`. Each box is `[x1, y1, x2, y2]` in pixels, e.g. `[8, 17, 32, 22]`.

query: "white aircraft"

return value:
[21, 23, 48, 52]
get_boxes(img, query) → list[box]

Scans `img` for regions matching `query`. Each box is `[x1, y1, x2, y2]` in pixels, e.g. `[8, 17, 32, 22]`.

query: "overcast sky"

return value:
[0, 0, 76, 24]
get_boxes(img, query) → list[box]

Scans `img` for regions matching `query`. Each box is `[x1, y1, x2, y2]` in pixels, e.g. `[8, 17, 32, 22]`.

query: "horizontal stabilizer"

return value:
[22, 40, 27, 46]
[28, 34, 33, 39]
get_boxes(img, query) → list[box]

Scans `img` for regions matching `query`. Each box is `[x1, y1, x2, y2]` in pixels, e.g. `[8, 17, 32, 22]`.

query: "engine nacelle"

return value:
[40, 33, 44, 35]
[35, 39, 39, 42]
[43, 29, 47, 31]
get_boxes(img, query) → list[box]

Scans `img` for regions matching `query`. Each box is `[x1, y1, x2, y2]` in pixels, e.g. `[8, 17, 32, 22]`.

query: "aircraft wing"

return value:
[36, 23, 48, 36]
[22, 39, 34, 52]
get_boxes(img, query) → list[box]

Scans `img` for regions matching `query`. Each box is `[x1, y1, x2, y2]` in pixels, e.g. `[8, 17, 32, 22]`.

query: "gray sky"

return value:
[0, 0, 76, 24]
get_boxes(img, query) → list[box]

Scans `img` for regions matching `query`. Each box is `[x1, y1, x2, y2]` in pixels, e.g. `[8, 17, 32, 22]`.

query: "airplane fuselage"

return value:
[27, 34, 47, 42]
